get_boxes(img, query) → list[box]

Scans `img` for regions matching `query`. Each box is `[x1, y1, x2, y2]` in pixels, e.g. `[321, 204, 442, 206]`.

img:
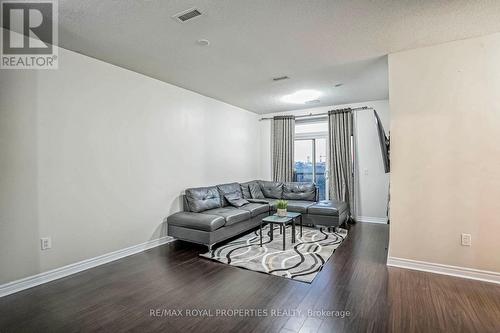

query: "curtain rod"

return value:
[258, 106, 374, 121]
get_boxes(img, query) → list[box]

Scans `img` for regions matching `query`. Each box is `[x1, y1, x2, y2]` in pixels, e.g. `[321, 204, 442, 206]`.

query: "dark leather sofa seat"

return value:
[286, 200, 316, 213]
[238, 203, 269, 217]
[167, 212, 225, 232]
[248, 198, 279, 209]
[201, 207, 250, 226]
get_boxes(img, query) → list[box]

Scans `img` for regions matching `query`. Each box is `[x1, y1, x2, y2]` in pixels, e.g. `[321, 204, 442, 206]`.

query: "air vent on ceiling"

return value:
[273, 76, 289, 82]
[172, 8, 202, 23]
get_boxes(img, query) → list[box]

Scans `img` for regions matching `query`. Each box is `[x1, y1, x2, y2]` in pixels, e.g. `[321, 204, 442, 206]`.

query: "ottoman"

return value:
[306, 200, 349, 228]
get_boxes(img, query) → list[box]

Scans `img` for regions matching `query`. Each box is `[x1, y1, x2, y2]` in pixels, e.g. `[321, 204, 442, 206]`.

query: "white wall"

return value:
[388, 32, 500, 273]
[0, 45, 260, 284]
[259, 100, 390, 221]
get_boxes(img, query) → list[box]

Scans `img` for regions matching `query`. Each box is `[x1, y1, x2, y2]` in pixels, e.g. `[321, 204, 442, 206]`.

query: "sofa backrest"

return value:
[182, 181, 318, 212]
[217, 182, 243, 207]
[283, 182, 317, 201]
[184, 186, 221, 213]
[240, 180, 259, 199]
[182, 195, 190, 212]
[258, 181, 283, 199]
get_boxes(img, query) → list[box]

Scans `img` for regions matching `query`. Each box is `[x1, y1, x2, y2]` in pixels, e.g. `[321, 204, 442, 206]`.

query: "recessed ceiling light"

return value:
[282, 90, 321, 104]
[334, 83, 343, 87]
[196, 39, 210, 46]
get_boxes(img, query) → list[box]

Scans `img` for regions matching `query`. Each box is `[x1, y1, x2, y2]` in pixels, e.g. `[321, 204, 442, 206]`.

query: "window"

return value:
[294, 119, 328, 200]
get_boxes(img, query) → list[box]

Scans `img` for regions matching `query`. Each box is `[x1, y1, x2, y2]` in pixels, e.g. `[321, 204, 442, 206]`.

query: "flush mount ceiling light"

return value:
[281, 89, 321, 104]
[305, 99, 320, 104]
[196, 39, 210, 46]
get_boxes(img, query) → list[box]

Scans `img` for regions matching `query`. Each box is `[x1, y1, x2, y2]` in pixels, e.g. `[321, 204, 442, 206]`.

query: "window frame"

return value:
[294, 118, 329, 200]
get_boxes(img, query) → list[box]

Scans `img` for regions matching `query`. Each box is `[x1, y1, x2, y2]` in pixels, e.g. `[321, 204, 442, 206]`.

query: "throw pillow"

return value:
[249, 183, 265, 199]
[224, 192, 249, 207]
[240, 183, 252, 199]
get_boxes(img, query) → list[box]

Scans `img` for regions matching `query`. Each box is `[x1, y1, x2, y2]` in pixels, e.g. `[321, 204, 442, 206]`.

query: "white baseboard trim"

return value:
[356, 216, 388, 224]
[387, 256, 500, 285]
[0, 236, 175, 298]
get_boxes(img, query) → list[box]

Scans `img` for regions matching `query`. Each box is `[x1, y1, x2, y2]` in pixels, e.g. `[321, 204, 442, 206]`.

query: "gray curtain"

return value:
[272, 116, 295, 182]
[328, 109, 355, 220]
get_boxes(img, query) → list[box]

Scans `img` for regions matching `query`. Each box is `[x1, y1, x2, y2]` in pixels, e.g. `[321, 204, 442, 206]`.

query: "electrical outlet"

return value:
[461, 233, 471, 247]
[40, 237, 52, 250]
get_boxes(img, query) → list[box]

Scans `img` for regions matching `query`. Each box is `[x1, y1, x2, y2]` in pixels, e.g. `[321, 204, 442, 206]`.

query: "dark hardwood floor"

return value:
[1, 223, 499, 333]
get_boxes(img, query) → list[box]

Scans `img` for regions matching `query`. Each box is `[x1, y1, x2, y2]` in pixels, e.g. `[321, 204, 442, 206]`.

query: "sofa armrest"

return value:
[167, 212, 225, 232]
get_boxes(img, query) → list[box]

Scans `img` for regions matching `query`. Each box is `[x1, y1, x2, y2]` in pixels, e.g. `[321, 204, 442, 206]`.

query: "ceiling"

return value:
[56, 0, 500, 114]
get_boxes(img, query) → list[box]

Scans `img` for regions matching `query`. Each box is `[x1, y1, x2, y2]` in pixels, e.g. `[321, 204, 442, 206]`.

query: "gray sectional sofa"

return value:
[167, 180, 348, 250]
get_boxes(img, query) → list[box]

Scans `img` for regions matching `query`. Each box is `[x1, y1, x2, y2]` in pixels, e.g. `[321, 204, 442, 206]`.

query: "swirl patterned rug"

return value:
[200, 225, 348, 283]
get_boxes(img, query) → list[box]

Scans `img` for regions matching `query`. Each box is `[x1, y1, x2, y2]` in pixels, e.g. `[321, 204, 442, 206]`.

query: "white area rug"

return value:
[200, 225, 347, 283]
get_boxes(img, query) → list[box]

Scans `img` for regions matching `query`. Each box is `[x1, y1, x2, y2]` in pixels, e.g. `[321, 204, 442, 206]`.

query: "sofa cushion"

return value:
[249, 183, 265, 199]
[224, 192, 249, 208]
[307, 200, 347, 216]
[185, 186, 221, 213]
[248, 198, 279, 209]
[286, 200, 316, 213]
[259, 181, 283, 199]
[167, 212, 225, 232]
[217, 182, 243, 207]
[201, 207, 251, 226]
[238, 203, 269, 217]
[283, 182, 316, 201]
[240, 181, 258, 199]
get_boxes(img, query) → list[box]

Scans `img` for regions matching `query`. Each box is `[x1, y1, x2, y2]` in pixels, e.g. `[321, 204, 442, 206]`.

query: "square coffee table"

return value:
[260, 212, 302, 251]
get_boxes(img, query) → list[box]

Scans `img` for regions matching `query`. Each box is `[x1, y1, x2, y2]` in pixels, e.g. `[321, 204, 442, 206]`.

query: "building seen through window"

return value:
[294, 120, 328, 200]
